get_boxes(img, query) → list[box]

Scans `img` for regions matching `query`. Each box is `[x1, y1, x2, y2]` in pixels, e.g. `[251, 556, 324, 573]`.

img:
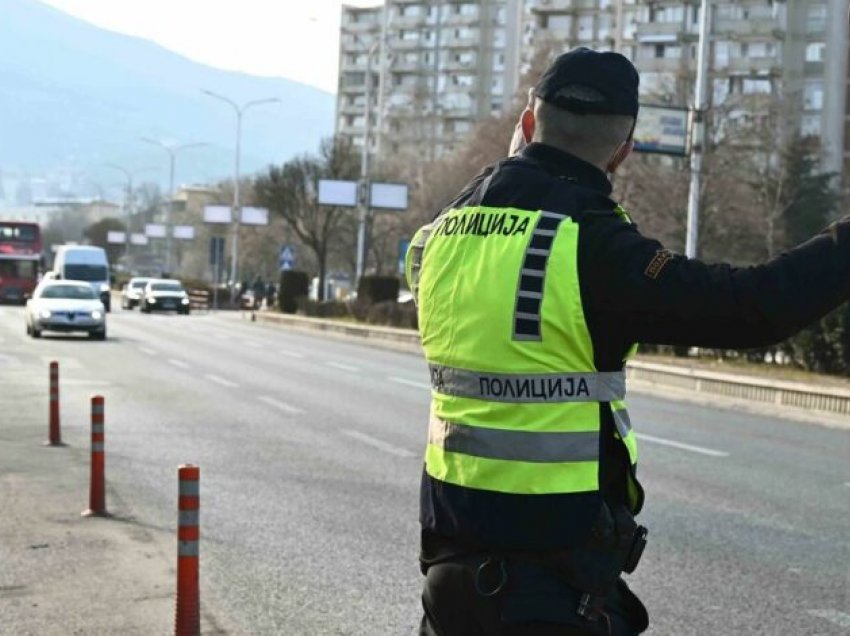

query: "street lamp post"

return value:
[202, 90, 279, 300]
[356, 40, 381, 284]
[140, 138, 206, 275]
[106, 164, 155, 272]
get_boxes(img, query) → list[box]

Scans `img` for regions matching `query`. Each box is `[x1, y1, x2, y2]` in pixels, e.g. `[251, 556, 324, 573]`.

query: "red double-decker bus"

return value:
[0, 221, 43, 304]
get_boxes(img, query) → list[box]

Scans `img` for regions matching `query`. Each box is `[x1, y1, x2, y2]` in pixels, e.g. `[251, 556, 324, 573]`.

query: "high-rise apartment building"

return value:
[337, 1, 525, 161]
[337, 1, 850, 185]
[529, 0, 849, 184]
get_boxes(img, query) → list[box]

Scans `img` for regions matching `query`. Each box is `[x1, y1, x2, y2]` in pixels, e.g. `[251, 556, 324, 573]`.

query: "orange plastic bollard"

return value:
[45, 361, 63, 446]
[82, 396, 108, 517]
[175, 464, 200, 636]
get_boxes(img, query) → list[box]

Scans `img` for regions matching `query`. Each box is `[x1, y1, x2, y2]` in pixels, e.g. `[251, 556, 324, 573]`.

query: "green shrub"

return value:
[279, 270, 310, 314]
[357, 275, 399, 305]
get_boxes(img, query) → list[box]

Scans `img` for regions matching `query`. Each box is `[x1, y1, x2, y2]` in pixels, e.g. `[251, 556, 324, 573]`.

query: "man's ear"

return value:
[521, 108, 535, 144]
[607, 140, 634, 174]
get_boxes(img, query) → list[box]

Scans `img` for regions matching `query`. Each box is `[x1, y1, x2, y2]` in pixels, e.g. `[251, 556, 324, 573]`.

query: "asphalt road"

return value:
[0, 305, 848, 635]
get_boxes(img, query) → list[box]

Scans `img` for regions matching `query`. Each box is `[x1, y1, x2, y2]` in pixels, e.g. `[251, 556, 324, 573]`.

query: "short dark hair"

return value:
[533, 86, 635, 165]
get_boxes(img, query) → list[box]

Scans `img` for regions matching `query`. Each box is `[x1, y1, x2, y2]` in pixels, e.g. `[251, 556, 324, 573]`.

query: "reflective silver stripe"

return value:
[429, 416, 598, 463]
[178, 540, 199, 557]
[429, 364, 626, 403]
[612, 408, 632, 438]
[518, 291, 542, 299]
[521, 269, 544, 278]
[515, 311, 539, 320]
[409, 222, 435, 306]
[91, 405, 104, 415]
[92, 424, 104, 434]
[179, 510, 199, 526]
[179, 480, 200, 496]
[92, 442, 104, 452]
[540, 211, 565, 220]
[527, 248, 549, 256]
[535, 229, 557, 237]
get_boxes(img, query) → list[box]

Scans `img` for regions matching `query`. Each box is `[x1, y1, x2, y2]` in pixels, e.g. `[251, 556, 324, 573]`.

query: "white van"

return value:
[52, 245, 112, 311]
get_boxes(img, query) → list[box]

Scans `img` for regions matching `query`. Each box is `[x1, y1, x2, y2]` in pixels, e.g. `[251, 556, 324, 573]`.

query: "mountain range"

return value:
[0, 0, 336, 195]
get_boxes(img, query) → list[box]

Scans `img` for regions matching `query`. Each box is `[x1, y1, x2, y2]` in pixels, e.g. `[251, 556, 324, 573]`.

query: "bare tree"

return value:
[254, 137, 359, 300]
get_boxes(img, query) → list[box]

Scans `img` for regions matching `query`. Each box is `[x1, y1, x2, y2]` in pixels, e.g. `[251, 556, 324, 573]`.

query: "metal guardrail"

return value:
[627, 361, 850, 417]
[188, 290, 211, 312]
[253, 312, 850, 418]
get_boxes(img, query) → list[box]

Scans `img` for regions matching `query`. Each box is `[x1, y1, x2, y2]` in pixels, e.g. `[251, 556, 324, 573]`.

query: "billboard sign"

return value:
[317, 179, 358, 207]
[130, 233, 149, 246]
[173, 225, 195, 240]
[633, 105, 690, 156]
[370, 182, 409, 210]
[145, 223, 166, 238]
[106, 231, 126, 244]
[279, 245, 296, 271]
[203, 205, 232, 224]
[240, 207, 269, 226]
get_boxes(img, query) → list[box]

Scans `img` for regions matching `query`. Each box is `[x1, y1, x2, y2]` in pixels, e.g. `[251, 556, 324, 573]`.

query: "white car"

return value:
[140, 279, 191, 314]
[121, 277, 151, 309]
[25, 280, 107, 340]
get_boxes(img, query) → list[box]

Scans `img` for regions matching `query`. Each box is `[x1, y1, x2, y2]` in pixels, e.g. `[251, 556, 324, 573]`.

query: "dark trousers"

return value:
[419, 555, 648, 636]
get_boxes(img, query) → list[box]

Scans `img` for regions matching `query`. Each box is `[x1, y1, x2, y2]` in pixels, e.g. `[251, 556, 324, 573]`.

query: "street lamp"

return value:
[356, 40, 381, 283]
[140, 138, 206, 274]
[105, 163, 157, 273]
[202, 90, 280, 298]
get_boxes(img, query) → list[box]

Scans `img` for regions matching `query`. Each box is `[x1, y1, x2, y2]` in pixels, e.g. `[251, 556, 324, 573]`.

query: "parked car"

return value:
[140, 279, 190, 314]
[121, 277, 151, 309]
[25, 280, 106, 339]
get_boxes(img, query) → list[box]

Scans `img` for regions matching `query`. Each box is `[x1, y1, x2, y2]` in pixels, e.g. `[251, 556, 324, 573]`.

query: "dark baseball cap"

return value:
[534, 47, 640, 117]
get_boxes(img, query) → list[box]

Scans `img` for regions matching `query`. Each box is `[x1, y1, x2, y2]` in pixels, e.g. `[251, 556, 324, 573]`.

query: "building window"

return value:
[548, 15, 570, 32]
[806, 42, 826, 63]
[807, 5, 827, 31]
[654, 44, 665, 58]
[801, 114, 821, 137]
[804, 80, 824, 110]
[742, 78, 771, 94]
[578, 15, 593, 41]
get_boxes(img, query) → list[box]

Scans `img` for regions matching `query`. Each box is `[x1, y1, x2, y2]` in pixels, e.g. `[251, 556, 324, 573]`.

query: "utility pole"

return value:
[140, 138, 205, 275]
[202, 91, 279, 300]
[106, 164, 155, 273]
[685, 0, 712, 259]
[356, 41, 381, 284]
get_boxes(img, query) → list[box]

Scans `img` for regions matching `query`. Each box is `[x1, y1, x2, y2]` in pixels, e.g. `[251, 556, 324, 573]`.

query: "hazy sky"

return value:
[41, 0, 379, 93]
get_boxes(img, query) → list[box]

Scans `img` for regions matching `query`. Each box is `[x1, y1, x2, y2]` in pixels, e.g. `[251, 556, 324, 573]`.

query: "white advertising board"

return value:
[203, 205, 232, 224]
[130, 233, 149, 246]
[106, 231, 126, 244]
[173, 225, 195, 240]
[370, 182, 409, 210]
[145, 223, 166, 238]
[317, 179, 358, 207]
[240, 207, 269, 226]
[633, 105, 690, 156]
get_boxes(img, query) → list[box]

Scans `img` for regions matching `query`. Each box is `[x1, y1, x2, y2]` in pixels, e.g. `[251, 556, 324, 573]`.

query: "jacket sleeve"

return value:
[580, 214, 850, 348]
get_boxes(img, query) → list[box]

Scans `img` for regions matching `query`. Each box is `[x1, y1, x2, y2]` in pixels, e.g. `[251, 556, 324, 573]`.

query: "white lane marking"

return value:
[389, 376, 431, 390]
[205, 374, 238, 388]
[636, 434, 729, 458]
[279, 349, 305, 359]
[343, 430, 416, 458]
[259, 395, 304, 415]
[139, 347, 156, 355]
[807, 609, 850, 629]
[0, 336, 5, 344]
[40, 356, 82, 370]
[326, 361, 358, 372]
[168, 359, 191, 370]
[242, 340, 262, 348]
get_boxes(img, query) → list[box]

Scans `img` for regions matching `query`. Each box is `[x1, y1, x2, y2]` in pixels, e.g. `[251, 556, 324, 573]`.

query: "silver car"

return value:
[25, 280, 107, 340]
[121, 276, 151, 309]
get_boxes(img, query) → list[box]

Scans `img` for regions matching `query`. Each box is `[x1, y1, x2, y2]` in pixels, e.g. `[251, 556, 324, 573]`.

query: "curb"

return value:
[251, 311, 850, 425]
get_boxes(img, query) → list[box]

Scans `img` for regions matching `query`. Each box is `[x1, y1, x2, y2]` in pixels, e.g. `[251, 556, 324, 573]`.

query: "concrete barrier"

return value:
[254, 312, 850, 419]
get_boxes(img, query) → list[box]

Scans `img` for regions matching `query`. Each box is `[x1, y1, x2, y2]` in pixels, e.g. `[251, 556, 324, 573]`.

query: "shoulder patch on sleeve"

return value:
[645, 249, 675, 280]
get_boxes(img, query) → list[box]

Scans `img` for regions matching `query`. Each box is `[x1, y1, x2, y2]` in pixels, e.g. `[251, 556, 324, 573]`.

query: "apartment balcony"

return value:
[723, 56, 781, 75]
[389, 37, 426, 50]
[392, 14, 427, 29]
[390, 60, 428, 72]
[634, 57, 686, 73]
[340, 83, 368, 94]
[442, 13, 480, 27]
[636, 21, 695, 43]
[339, 103, 367, 115]
[714, 18, 785, 39]
[532, 0, 604, 14]
[441, 60, 477, 73]
[340, 60, 369, 72]
[440, 35, 480, 49]
[341, 20, 381, 34]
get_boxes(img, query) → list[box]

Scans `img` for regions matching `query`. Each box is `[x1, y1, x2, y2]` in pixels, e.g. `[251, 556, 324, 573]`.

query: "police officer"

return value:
[406, 47, 850, 635]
